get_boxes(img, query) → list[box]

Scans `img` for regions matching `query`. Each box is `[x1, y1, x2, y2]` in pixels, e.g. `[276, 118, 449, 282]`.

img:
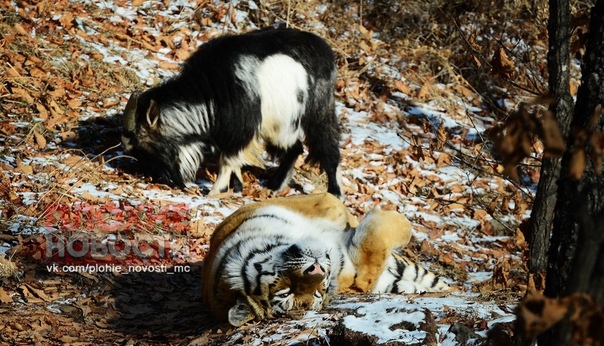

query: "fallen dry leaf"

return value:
[15, 158, 33, 175]
[491, 47, 515, 79]
[34, 132, 46, 149]
[0, 287, 13, 303]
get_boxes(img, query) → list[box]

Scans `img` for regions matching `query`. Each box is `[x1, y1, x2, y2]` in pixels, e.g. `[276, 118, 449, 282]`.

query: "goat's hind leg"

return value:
[303, 108, 343, 199]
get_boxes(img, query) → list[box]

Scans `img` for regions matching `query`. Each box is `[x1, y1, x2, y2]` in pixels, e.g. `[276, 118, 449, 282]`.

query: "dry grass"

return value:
[0, 256, 18, 281]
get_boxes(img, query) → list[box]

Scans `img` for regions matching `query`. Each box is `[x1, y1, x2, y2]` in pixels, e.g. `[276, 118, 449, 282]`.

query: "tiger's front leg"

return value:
[346, 209, 412, 293]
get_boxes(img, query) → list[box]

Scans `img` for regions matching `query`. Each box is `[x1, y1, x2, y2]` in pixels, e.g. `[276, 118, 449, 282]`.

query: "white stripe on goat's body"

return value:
[235, 54, 308, 149]
[160, 103, 211, 137]
[178, 143, 205, 182]
[257, 54, 308, 148]
[235, 56, 261, 97]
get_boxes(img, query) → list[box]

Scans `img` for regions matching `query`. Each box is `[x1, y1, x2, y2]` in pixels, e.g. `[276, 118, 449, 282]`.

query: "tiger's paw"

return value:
[228, 298, 256, 327]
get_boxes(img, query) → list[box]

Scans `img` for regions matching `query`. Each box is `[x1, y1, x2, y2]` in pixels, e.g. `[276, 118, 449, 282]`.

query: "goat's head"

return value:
[121, 90, 213, 187]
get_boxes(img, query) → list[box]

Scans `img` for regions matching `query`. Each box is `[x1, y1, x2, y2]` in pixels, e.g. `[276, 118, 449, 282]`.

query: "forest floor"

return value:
[0, 0, 591, 345]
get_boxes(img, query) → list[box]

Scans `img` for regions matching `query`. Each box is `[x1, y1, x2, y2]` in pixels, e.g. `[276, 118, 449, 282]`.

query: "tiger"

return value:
[201, 193, 450, 326]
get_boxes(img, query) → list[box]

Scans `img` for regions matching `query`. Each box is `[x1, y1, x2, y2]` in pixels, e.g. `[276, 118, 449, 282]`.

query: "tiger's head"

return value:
[227, 240, 334, 327]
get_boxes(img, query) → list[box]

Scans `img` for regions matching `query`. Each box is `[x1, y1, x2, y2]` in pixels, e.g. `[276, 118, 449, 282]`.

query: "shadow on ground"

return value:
[107, 262, 224, 343]
[66, 114, 142, 177]
[0, 258, 233, 345]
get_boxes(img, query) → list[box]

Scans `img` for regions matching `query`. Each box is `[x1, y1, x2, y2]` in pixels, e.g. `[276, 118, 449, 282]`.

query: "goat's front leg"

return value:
[209, 156, 235, 196]
[230, 169, 244, 193]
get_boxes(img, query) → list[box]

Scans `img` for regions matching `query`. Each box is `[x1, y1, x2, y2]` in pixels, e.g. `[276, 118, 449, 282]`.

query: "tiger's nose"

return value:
[304, 263, 325, 277]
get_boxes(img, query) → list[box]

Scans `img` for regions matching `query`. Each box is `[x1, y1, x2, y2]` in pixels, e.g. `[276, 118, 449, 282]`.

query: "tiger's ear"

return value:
[228, 298, 256, 327]
[146, 99, 160, 128]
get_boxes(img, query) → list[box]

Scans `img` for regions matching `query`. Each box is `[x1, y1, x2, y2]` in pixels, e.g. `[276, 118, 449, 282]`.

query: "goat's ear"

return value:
[146, 99, 160, 128]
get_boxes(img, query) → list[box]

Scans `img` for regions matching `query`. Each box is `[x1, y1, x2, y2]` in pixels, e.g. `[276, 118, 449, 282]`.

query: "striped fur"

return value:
[201, 193, 450, 326]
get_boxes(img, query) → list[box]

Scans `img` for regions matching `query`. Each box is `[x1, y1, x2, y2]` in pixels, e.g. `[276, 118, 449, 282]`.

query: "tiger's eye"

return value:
[274, 289, 291, 299]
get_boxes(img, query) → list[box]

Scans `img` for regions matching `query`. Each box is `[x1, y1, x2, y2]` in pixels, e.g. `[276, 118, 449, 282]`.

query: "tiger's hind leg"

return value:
[346, 209, 412, 293]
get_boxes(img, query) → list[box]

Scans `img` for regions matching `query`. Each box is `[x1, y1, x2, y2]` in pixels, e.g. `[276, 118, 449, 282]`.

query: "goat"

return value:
[121, 28, 343, 198]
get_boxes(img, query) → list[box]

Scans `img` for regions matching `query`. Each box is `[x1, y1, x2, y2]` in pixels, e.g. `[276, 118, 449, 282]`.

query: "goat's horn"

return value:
[123, 90, 141, 132]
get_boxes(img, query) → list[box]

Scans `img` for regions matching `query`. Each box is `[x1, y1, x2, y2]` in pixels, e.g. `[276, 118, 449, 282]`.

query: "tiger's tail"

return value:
[372, 251, 450, 294]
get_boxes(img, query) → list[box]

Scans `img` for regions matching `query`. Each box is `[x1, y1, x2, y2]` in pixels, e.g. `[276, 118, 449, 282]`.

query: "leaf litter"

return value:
[0, 0, 592, 344]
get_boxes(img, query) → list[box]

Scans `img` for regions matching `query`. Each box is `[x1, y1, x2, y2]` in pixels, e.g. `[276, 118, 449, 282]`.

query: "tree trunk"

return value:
[540, 0, 604, 343]
[527, 0, 573, 282]
[545, 0, 604, 299]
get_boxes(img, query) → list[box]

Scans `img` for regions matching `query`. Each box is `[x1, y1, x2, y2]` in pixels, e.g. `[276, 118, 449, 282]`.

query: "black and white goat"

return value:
[122, 28, 343, 198]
